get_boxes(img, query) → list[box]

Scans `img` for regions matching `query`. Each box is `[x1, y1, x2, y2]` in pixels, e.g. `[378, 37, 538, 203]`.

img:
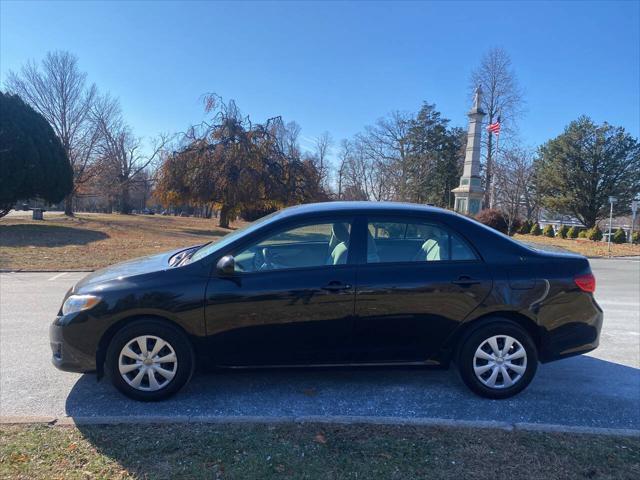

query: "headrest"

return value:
[423, 226, 444, 240]
[332, 223, 350, 243]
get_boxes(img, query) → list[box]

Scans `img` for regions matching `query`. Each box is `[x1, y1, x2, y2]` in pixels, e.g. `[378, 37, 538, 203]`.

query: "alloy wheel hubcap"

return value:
[473, 335, 527, 389]
[118, 335, 177, 391]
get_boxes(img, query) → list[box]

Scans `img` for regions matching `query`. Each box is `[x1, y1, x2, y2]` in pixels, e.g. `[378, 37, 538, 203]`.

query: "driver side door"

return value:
[204, 217, 357, 366]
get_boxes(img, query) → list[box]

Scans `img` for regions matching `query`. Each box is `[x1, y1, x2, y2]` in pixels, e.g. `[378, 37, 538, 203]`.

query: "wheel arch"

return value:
[441, 311, 543, 365]
[96, 314, 192, 379]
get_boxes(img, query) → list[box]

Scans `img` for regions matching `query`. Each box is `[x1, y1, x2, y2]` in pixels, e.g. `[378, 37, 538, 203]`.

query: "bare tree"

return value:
[313, 131, 333, 190]
[275, 120, 302, 160]
[336, 139, 351, 200]
[5, 51, 100, 215]
[470, 47, 524, 208]
[337, 137, 392, 201]
[359, 111, 413, 201]
[93, 95, 170, 214]
[493, 147, 535, 234]
[340, 143, 370, 201]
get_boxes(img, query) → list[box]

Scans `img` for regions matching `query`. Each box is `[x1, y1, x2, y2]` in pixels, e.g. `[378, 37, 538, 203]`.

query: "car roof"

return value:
[274, 201, 454, 219]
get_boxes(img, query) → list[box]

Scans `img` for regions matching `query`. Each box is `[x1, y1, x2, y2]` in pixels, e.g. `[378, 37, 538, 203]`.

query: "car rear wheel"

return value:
[106, 319, 194, 401]
[457, 321, 538, 399]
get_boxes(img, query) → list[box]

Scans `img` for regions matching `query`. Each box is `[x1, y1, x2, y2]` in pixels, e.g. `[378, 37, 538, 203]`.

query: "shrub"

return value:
[530, 223, 542, 236]
[632, 232, 639, 244]
[612, 228, 626, 244]
[475, 209, 508, 234]
[557, 225, 570, 239]
[518, 220, 532, 235]
[567, 226, 580, 239]
[587, 226, 603, 241]
[509, 217, 523, 235]
[543, 225, 556, 237]
[578, 230, 588, 238]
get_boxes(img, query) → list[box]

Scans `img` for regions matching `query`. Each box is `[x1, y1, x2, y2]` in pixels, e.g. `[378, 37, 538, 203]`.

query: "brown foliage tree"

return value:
[155, 95, 327, 228]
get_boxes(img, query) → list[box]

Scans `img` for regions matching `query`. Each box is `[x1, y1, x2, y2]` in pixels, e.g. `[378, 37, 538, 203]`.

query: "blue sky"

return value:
[1, 0, 638, 157]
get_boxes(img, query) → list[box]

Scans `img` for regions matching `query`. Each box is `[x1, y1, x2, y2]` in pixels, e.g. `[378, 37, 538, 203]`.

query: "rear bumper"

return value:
[49, 318, 96, 373]
[538, 297, 603, 363]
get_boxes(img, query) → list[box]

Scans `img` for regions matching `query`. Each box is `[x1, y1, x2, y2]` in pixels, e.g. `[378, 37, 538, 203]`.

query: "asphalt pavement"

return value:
[0, 259, 638, 431]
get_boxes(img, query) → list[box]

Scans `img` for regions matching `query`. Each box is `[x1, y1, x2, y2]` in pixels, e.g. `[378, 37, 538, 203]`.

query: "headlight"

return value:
[62, 294, 101, 315]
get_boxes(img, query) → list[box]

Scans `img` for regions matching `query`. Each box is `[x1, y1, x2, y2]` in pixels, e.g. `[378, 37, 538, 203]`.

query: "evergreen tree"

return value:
[543, 225, 555, 237]
[587, 226, 603, 241]
[405, 103, 464, 207]
[557, 225, 570, 239]
[612, 228, 626, 244]
[567, 226, 580, 239]
[535, 117, 640, 227]
[0, 92, 72, 217]
[530, 223, 542, 236]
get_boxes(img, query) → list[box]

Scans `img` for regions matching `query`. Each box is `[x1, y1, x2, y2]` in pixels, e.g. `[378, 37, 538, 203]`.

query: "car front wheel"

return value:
[457, 321, 538, 399]
[106, 319, 194, 401]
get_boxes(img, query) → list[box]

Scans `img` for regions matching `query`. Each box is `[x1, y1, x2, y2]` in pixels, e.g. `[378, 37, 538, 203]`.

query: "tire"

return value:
[105, 319, 195, 401]
[457, 321, 538, 399]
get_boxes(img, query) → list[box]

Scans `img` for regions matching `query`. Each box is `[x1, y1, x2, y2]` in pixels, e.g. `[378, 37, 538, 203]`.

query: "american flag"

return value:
[487, 116, 501, 135]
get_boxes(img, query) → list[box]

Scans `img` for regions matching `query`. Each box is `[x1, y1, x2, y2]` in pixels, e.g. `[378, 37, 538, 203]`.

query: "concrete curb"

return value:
[2, 415, 638, 437]
[0, 416, 57, 425]
[0, 269, 94, 273]
[586, 256, 640, 261]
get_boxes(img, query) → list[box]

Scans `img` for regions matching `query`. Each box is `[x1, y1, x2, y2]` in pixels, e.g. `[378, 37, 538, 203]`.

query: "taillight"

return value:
[574, 273, 596, 293]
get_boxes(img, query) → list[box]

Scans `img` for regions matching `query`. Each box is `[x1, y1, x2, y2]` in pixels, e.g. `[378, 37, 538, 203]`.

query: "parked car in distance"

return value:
[50, 202, 602, 401]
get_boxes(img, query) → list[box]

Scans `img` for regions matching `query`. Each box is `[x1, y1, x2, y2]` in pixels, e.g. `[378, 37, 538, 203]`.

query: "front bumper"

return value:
[50, 317, 96, 373]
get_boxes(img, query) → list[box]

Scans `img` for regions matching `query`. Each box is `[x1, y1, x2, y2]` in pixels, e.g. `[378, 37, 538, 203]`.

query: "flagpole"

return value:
[489, 111, 501, 210]
[491, 129, 499, 209]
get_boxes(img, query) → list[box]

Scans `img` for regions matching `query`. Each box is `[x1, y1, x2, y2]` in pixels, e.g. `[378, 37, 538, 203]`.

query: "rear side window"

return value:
[367, 219, 477, 263]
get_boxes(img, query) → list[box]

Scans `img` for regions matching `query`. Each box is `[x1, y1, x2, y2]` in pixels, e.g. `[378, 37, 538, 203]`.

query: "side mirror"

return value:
[216, 255, 235, 276]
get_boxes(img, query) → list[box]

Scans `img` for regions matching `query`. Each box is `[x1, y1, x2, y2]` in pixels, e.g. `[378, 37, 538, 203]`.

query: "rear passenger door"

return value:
[352, 216, 493, 363]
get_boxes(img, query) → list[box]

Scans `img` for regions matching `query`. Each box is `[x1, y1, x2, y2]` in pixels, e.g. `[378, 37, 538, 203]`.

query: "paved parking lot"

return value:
[1, 259, 638, 431]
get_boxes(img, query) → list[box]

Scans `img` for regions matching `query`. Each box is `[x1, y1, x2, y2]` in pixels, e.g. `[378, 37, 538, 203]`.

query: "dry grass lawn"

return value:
[514, 234, 640, 257]
[1, 423, 638, 479]
[0, 213, 246, 271]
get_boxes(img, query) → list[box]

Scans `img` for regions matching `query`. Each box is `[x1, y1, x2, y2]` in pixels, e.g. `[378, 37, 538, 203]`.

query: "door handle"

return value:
[322, 282, 352, 292]
[452, 276, 481, 286]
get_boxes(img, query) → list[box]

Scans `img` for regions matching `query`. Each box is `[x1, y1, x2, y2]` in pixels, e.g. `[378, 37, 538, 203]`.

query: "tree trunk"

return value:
[119, 182, 131, 214]
[64, 194, 74, 216]
[583, 213, 597, 229]
[219, 204, 231, 229]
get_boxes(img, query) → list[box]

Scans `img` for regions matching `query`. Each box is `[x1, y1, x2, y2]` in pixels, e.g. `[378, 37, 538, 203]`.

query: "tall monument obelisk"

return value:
[452, 86, 485, 215]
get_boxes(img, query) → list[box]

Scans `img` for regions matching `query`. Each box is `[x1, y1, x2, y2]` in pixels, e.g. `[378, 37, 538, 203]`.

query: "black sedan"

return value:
[50, 202, 603, 401]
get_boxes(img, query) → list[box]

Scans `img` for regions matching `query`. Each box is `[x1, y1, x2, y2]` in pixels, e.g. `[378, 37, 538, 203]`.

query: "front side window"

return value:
[367, 219, 477, 263]
[234, 220, 352, 273]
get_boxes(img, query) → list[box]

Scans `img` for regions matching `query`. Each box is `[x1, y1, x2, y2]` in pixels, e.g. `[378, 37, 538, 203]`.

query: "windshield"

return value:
[189, 210, 281, 263]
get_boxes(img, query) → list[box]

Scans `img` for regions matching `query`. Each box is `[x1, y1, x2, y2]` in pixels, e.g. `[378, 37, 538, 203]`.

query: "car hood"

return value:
[73, 246, 197, 291]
